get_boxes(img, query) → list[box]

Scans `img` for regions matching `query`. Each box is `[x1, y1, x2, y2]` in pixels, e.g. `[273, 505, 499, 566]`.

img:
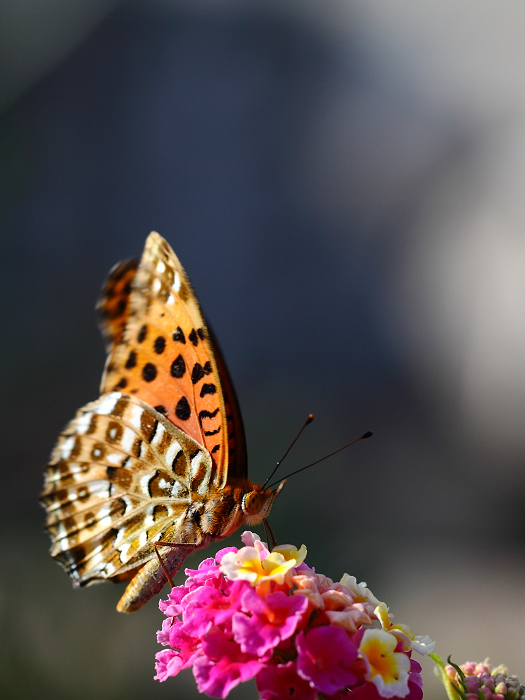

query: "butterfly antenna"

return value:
[268, 430, 373, 488]
[263, 414, 314, 488]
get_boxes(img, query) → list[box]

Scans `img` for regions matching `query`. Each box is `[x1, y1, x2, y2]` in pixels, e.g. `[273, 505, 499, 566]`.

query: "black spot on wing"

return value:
[154, 336, 166, 354]
[175, 396, 191, 421]
[200, 383, 216, 397]
[137, 325, 147, 343]
[170, 354, 186, 378]
[114, 378, 127, 390]
[191, 363, 205, 384]
[172, 327, 186, 343]
[189, 329, 198, 346]
[204, 427, 221, 436]
[154, 405, 167, 417]
[211, 445, 220, 454]
[125, 350, 137, 369]
[142, 363, 157, 382]
[199, 408, 219, 420]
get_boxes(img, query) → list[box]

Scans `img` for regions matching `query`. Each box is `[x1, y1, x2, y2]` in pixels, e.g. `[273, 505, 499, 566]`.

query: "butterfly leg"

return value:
[154, 541, 187, 588]
[263, 518, 277, 550]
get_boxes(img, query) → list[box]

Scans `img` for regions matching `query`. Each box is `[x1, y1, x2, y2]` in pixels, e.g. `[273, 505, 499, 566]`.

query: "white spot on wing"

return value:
[171, 482, 185, 497]
[152, 278, 161, 293]
[156, 261, 166, 273]
[173, 272, 181, 292]
[191, 452, 204, 476]
[121, 427, 136, 454]
[122, 496, 134, 513]
[165, 441, 182, 469]
[129, 404, 143, 431]
[151, 423, 166, 447]
[96, 503, 113, 520]
[106, 452, 121, 465]
[143, 507, 155, 528]
[96, 515, 113, 531]
[118, 542, 131, 561]
[76, 412, 93, 434]
[140, 473, 153, 493]
[97, 394, 119, 415]
[61, 436, 75, 459]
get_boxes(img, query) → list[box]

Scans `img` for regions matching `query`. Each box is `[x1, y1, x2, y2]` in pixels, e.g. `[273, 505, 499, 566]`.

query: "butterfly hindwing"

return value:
[41, 392, 216, 585]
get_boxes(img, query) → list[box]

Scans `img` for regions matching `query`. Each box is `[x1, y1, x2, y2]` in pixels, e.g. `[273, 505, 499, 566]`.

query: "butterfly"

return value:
[41, 232, 282, 612]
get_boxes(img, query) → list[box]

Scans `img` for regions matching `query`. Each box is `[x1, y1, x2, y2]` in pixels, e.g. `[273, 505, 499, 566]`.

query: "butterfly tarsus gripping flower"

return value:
[41, 232, 284, 612]
[155, 532, 432, 700]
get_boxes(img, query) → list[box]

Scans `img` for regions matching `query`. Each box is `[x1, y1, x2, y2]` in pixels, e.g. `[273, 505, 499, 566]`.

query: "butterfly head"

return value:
[241, 481, 285, 525]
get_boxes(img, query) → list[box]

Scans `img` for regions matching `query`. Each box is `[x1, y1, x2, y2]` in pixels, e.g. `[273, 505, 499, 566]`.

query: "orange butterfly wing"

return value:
[99, 232, 247, 486]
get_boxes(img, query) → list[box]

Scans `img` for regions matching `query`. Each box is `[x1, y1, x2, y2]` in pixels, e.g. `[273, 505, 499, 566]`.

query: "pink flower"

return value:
[181, 579, 248, 637]
[256, 662, 317, 700]
[154, 532, 430, 699]
[233, 588, 308, 656]
[154, 625, 201, 681]
[193, 631, 264, 698]
[158, 584, 190, 617]
[296, 625, 359, 695]
[184, 556, 227, 591]
[154, 649, 184, 682]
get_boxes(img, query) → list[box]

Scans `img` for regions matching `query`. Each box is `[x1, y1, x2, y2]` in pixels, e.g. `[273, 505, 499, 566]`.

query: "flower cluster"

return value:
[440, 658, 525, 700]
[155, 532, 434, 699]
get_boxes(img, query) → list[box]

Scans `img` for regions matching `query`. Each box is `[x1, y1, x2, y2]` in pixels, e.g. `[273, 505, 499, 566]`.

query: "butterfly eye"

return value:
[242, 491, 265, 516]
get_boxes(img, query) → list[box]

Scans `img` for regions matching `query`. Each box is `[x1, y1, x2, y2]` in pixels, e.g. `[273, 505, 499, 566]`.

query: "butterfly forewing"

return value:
[100, 233, 232, 485]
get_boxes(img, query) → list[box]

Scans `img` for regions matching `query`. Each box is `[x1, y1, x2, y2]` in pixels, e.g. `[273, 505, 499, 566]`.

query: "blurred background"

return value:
[2, 0, 525, 698]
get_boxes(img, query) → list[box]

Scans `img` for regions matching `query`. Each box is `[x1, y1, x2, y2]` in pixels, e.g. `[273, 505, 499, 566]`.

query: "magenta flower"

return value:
[193, 631, 264, 698]
[154, 532, 432, 699]
[233, 588, 308, 656]
[181, 579, 248, 637]
[296, 625, 359, 695]
[256, 662, 317, 700]
[154, 625, 201, 681]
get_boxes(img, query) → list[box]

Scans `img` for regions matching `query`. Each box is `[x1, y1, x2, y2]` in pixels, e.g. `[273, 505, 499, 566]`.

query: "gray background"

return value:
[2, 1, 525, 698]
